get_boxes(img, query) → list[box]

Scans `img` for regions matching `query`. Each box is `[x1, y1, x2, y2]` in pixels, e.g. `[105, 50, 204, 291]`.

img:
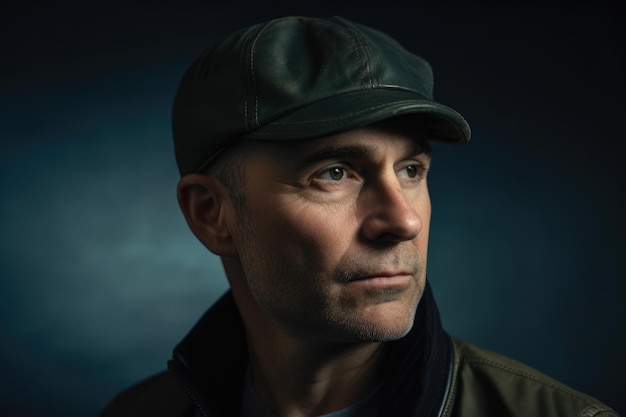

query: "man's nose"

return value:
[359, 177, 423, 244]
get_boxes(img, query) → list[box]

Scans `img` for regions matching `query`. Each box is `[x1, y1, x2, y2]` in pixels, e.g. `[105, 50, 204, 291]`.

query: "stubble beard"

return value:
[235, 207, 425, 344]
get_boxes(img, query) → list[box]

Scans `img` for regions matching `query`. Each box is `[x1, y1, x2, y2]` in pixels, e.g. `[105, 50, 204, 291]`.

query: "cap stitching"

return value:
[239, 33, 250, 129]
[249, 99, 466, 139]
[247, 21, 276, 130]
[336, 18, 375, 87]
[265, 100, 430, 125]
[248, 31, 263, 128]
[294, 18, 369, 92]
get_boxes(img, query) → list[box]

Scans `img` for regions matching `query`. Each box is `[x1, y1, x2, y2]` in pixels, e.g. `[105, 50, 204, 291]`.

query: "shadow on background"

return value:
[1, 1, 624, 416]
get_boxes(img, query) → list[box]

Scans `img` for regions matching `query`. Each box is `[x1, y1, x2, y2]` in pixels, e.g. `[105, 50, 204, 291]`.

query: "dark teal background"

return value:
[1, 1, 624, 416]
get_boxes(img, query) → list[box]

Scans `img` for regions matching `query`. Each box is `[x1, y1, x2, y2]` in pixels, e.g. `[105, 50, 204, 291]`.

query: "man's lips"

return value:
[347, 272, 414, 288]
[355, 271, 413, 280]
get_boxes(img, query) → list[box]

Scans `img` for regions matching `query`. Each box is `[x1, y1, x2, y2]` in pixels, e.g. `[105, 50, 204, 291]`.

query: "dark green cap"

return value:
[173, 16, 470, 175]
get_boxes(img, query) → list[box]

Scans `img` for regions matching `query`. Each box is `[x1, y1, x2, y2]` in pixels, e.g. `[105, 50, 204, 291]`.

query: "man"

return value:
[101, 16, 618, 417]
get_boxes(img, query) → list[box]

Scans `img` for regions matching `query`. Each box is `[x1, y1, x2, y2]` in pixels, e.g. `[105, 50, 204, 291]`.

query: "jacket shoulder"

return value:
[445, 338, 619, 417]
[99, 371, 194, 417]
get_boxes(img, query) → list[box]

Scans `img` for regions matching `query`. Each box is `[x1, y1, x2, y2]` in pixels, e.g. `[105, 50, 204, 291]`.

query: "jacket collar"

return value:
[169, 281, 452, 417]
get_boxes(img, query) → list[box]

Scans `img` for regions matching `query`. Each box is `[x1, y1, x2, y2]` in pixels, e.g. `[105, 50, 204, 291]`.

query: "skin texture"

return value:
[177, 119, 432, 416]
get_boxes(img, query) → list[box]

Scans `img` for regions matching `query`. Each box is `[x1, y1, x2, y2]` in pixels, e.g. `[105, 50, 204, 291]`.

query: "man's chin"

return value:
[331, 308, 417, 343]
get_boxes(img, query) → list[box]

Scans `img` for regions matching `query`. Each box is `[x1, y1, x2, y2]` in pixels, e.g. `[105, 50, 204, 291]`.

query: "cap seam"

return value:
[251, 84, 439, 126]
[254, 100, 434, 127]
[239, 31, 251, 130]
[247, 20, 278, 130]
[255, 85, 430, 129]
[335, 17, 375, 87]
[308, 18, 370, 90]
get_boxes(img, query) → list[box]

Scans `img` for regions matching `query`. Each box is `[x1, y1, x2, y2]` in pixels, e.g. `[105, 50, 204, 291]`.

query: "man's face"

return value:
[227, 120, 432, 344]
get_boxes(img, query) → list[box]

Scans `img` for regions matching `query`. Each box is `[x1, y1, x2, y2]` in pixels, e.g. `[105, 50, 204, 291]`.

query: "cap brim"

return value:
[244, 88, 470, 144]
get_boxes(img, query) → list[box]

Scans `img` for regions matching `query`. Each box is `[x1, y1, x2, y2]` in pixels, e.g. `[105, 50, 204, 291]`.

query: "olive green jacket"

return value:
[443, 338, 617, 417]
[100, 285, 619, 417]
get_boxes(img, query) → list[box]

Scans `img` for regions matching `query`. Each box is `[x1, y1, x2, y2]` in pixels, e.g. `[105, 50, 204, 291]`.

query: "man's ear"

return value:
[177, 173, 237, 256]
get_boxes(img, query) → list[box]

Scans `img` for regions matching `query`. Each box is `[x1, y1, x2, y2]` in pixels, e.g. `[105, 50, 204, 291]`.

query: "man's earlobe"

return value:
[176, 174, 237, 256]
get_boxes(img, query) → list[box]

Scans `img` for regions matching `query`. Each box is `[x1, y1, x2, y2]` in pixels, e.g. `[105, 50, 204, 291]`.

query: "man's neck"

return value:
[246, 329, 386, 417]
[224, 260, 387, 417]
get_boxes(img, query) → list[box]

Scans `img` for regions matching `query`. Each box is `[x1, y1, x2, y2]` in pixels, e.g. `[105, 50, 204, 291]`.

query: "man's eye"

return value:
[317, 167, 346, 181]
[401, 164, 422, 179]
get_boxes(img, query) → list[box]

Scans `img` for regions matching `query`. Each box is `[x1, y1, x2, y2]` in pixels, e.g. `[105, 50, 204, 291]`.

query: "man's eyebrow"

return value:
[301, 141, 432, 167]
[301, 145, 374, 166]
[410, 140, 432, 160]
